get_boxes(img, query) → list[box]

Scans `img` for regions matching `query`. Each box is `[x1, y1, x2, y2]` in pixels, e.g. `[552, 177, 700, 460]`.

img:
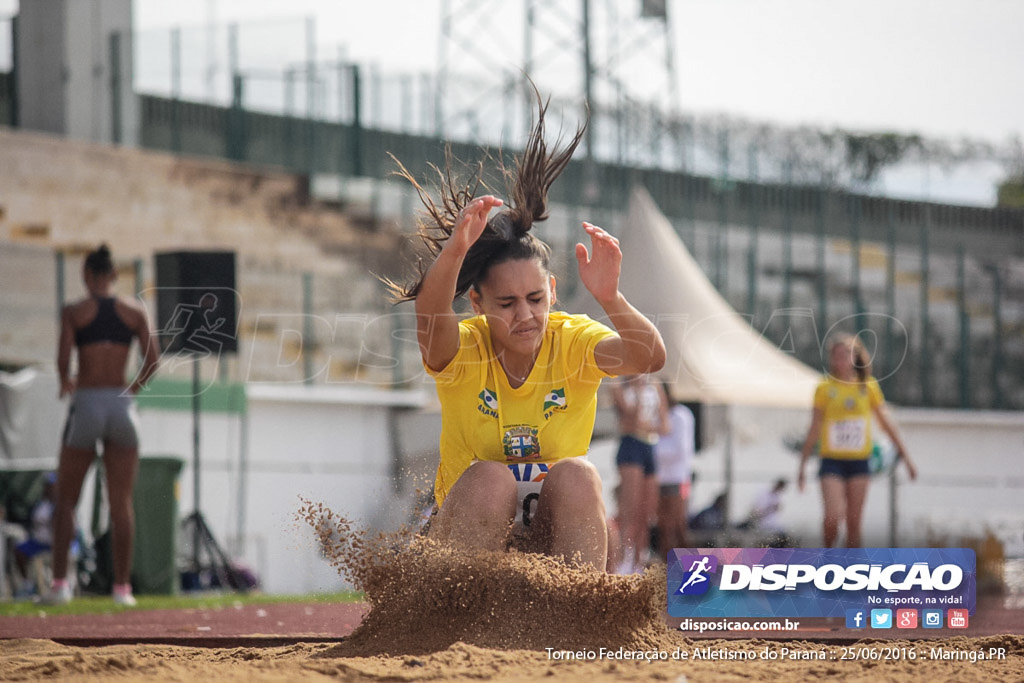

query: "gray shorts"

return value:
[62, 388, 140, 450]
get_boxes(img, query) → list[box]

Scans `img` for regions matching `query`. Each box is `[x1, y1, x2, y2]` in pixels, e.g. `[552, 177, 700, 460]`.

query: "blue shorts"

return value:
[616, 435, 656, 476]
[62, 388, 140, 450]
[15, 538, 51, 559]
[819, 457, 871, 479]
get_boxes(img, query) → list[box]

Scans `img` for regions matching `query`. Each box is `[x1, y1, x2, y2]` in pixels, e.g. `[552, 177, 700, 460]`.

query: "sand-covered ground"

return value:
[3, 503, 1021, 681]
[3, 634, 1023, 682]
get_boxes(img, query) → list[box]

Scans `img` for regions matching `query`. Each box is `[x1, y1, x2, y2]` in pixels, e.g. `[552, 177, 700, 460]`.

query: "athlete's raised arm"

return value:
[576, 222, 666, 376]
[415, 195, 503, 372]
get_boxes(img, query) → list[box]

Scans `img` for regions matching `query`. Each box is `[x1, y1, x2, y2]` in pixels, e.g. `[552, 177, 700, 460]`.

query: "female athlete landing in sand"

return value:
[387, 90, 665, 570]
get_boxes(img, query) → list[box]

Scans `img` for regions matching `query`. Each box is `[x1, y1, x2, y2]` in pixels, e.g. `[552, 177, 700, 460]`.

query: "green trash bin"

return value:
[132, 456, 184, 595]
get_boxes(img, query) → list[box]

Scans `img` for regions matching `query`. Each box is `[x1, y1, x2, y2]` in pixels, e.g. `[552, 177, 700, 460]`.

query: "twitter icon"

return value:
[870, 609, 892, 629]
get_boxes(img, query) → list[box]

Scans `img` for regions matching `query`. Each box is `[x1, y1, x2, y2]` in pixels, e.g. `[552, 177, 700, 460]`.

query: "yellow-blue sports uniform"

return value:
[427, 311, 616, 508]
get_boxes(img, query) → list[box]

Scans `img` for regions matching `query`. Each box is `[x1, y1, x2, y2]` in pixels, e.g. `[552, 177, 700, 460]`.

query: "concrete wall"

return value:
[135, 383, 426, 595]
[0, 128, 335, 263]
[16, 0, 137, 146]
[0, 242, 58, 369]
[0, 128, 415, 387]
[14, 0, 66, 135]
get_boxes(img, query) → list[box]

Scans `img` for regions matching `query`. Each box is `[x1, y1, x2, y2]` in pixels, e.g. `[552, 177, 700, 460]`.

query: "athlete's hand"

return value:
[446, 195, 503, 254]
[796, 467, 806, 492]
[575, 222, 622, 306]
[901, 454, 918, 481]
[59, 377, 76, 399]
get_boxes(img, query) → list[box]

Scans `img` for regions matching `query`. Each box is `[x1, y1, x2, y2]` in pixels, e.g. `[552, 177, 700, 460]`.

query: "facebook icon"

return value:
[846, 609, 866, 629]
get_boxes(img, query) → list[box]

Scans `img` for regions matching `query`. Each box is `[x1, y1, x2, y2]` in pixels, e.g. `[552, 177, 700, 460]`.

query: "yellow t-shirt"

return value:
[427, 311, 617, 505]
[813, 375, 885, 459]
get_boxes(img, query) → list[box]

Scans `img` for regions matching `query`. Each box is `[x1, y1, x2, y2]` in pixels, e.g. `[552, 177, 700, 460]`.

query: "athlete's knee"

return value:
[548, 458, 601, 488]
[447, 461, 517, 516]
[460, 460, 514, 488]
[544, 459, 604, 513]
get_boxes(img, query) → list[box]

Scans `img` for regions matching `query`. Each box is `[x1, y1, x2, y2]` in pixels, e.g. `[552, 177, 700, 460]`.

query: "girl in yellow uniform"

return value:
[797, 334, 917, 547]
[388, 92, 665, 570]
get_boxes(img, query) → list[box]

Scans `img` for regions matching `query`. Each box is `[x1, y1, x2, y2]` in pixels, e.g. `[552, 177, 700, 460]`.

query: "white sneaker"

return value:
[113, 590, 137, 607]
[44, 583, 73, 606]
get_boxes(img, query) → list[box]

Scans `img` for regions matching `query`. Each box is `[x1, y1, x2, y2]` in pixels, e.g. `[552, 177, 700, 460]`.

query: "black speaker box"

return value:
[154, 251, 238, 355]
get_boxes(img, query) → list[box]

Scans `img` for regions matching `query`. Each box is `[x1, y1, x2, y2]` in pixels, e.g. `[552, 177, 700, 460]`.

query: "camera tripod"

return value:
[180, 509, 250, 590]
[181, 355, 251, 591]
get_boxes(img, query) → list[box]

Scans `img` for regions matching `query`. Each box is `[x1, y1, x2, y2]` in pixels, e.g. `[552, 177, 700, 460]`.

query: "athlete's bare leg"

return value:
[533, 458, 607, 569]
[428, 461, 517, 552]
[616, 463, 647, 572]
[51, 446, 96, 582]
[103, 441, 140, 586]
[820, 475, 846, 548]
[843, 475, 871, 548]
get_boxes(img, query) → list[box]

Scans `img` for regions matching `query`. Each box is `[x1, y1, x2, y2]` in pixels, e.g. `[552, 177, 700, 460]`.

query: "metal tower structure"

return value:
[436, 0, 679, 165]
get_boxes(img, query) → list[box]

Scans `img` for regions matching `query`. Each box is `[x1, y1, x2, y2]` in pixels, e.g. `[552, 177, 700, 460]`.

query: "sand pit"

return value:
[2, 634, 1023, 681]
[300, 498, 678, 656]
[2, 503, 1021, 681]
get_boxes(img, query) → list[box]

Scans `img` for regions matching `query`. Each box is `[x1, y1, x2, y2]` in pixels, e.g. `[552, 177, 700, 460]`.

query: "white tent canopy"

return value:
[569, 185, 820, 408]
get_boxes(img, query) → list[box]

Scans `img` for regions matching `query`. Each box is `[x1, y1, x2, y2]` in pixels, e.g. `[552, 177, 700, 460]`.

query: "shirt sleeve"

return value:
[812, 379, 829, 410]
[867, 378, 885, 409]
[562, 314, 617, 383]
[424, 318, 485, 385]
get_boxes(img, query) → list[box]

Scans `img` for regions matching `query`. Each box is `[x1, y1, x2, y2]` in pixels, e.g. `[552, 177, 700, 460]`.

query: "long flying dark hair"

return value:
[386, 85, 587, 303]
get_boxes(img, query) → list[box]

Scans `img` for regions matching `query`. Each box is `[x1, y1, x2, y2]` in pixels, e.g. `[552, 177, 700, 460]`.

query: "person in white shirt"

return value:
[653, 391, 695, 559]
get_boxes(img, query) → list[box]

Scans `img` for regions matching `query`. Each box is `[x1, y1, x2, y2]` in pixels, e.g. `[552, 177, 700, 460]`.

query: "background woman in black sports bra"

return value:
[50, 244, 160, 605]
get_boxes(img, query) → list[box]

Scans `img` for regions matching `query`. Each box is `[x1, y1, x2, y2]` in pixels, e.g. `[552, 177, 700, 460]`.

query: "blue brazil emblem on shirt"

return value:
[543, 387, 566, 418]
[478, 388, 498, 418]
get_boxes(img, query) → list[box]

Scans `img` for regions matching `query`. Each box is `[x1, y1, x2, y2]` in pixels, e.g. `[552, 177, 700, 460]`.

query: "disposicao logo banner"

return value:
[667, 548, 976, 618]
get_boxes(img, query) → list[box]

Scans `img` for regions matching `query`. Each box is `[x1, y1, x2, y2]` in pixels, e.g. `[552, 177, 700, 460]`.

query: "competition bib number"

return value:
[827, 418, 867, 453]
[507, 463, 549, 526]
